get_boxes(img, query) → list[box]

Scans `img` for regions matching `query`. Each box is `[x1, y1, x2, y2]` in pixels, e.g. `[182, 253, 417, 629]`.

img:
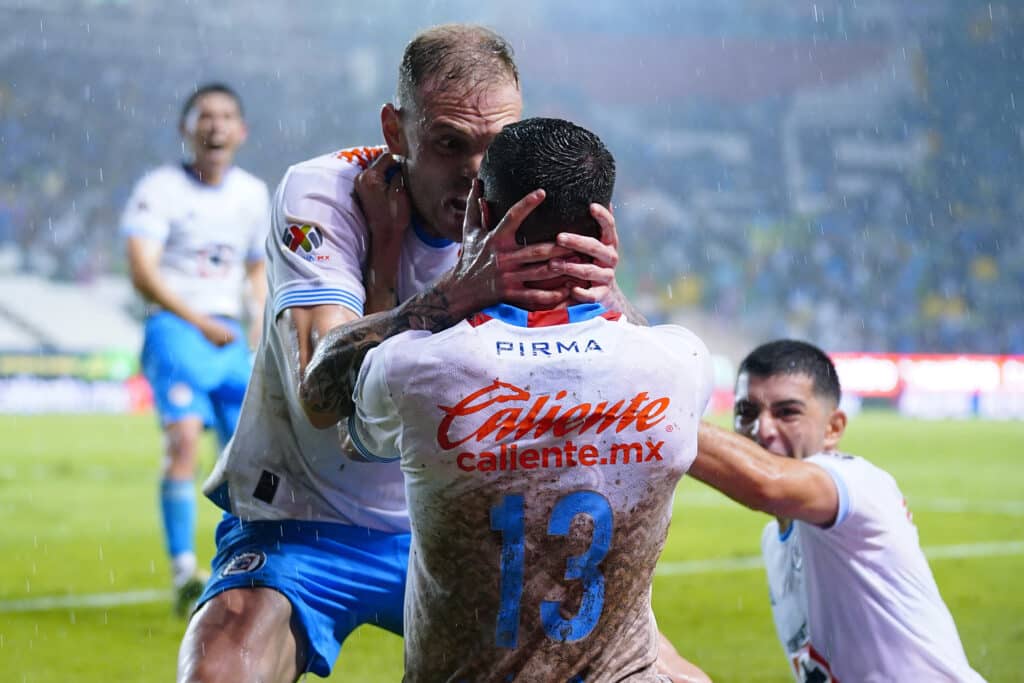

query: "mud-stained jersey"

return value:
[203, 146, 459, 529]
[351, 302, 713, 682]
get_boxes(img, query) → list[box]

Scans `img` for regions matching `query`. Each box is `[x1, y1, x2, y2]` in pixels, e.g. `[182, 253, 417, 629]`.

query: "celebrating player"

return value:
[178, 26, 630, 683]
[348, 117, 714, 681]
[121, 83, 269, 616]
[691, 340, 985, 682]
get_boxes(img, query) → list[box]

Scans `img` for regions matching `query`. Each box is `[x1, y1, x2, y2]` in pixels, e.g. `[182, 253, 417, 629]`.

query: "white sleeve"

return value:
[805, 454, 856, 530]
[348, 342, 403, 463]
[269, 164, 369, 317]
[120, 171, 170, 243]
[655, 324, 715, 413]
[246, 181, 271, 263]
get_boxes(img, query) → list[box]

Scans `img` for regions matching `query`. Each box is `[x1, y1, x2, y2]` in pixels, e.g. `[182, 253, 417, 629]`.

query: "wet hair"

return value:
[478, 117, 615, 245]
[738, 339, 842, 405]
[179, 83, 244, 128]
[396, 24, 519, 112]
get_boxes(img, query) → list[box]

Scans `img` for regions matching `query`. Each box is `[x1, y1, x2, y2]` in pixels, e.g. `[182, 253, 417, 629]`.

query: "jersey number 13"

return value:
[490, 491, 613, 649]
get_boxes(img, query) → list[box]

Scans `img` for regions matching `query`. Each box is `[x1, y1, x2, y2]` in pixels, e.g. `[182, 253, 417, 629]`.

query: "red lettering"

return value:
[637, 397, 669, 429]
[578, 444, 599, 466]
[542, 447, 563, 468]
[552, 403, 591, 437]
[644, 439, 665, 462]
[436, 380, 671, 449]
[520, 448, 539, 469]
[437, 380, 530, 449]
[456, 452, 475, 471]
[615, 392, 650, 433]
[564, 440, 577, 466]
[478, 450, 497, 471]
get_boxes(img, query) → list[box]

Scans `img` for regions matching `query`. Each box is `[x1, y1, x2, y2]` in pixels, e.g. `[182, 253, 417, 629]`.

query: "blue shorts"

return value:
[141, 311, 252, 445]
[198, 514, 410, 678]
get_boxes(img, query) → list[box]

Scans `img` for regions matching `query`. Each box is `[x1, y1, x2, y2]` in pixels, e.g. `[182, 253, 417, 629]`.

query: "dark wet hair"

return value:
[179, 83, 244, 128]
[478, 117, 615, 245]
[396, 24, 519, 111]
[738, 339, 842, 405]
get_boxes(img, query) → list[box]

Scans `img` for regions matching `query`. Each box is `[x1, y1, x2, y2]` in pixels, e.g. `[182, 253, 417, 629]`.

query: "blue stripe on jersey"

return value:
[778, 523, 795, 542]
[411, 214, 455, 248]
[479, 302, 609, 328]
[566, 302, 608, 323]
[346, 414, 400, 463]
[274, 288, 364, 316]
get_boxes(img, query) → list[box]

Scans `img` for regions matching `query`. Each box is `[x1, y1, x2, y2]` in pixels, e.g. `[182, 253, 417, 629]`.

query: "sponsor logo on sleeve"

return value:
[282, 223, 329, 262]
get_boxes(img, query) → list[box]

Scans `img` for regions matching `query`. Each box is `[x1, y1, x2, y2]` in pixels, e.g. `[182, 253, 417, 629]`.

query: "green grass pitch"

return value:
[1, 412, 1021, 681]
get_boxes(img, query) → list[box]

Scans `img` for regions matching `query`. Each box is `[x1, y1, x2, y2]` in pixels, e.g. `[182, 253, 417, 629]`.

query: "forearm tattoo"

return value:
[300, 284, 458, 420]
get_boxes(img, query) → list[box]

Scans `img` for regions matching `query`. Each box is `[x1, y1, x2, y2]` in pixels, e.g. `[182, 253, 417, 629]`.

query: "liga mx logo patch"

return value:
[283, 223, 323, 254]
[221, 551, 267, 577]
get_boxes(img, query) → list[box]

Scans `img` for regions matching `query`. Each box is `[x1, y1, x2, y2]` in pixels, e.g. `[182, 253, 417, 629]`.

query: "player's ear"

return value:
[823, 408, 847, 451]
[381, 104, 407, 157]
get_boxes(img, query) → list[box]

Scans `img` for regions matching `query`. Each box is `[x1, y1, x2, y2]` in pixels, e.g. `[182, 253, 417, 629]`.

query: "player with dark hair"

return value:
[348, 117, 713, 681]
[121, 82, 269, 617]
[690, 339, 985, 682]
[179, 26, 633, 683]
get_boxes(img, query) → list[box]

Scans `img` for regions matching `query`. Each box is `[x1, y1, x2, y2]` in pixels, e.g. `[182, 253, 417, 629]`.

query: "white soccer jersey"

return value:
[203, 146, 459, 530]
[350, 303, 713, 682]
[762, 522, 839, 683]
[785, 452, 986, 683]
[120, 164, 270, 318]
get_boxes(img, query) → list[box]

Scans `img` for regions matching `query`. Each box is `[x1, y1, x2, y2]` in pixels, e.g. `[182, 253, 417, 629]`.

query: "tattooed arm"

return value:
[299, 278, 461, 427]
[300, 181, 577, 427]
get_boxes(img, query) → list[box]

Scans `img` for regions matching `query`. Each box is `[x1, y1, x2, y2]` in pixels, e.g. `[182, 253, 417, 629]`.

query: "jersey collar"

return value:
[471, 302, 619, 328]
[411, 213, 455, 248]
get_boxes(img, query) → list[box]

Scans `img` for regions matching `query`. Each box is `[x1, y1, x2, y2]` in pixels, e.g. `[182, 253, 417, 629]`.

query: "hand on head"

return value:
[455, 179, 575, 311]
[354, 152, 411, 266]
[554, 202, 620, 305]
[456, 180, 622, 310]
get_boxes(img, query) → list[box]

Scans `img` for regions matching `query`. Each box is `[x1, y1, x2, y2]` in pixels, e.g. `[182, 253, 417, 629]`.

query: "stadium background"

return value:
[1, 1, 1022, 680]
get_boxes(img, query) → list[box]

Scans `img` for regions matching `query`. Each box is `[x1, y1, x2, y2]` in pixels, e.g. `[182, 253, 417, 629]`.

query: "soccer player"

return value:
[691, 340, 985, 682]
[348, 117, 714, 681]
[178, 26, 631, 683]
[121, 83, 269, 616]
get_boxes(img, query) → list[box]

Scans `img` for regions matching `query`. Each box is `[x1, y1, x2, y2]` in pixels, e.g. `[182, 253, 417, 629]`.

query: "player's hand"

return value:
[552, 203, 621, 305]
[452, 179, 575, 311]
[197, 316, 237, 347]
[355, 153, 409, 309]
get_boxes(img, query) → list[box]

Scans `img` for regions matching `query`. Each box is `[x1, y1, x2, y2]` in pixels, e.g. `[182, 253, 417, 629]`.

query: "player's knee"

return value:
[177, 589, 298, 683]
[165, 418, 204, 468]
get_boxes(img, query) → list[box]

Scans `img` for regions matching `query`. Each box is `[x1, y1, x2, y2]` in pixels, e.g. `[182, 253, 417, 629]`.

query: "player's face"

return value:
[733, 372, 844, 460]
[181, 92, 247, 168]
[394, 79, 522, 242]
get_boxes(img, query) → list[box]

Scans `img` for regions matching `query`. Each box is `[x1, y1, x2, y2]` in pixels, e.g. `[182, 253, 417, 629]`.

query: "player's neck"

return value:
[187, 159, 230, 186]
[514, 300, 572, 312]
[777, 517, 793, 534]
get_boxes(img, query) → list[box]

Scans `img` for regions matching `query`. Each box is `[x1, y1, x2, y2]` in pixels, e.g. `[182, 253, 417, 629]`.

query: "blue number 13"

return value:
[490, 491, 613, 648]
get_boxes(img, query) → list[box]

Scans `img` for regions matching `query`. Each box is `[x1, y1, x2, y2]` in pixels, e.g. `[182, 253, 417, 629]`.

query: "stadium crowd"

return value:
[1, 0, 1021, 353]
